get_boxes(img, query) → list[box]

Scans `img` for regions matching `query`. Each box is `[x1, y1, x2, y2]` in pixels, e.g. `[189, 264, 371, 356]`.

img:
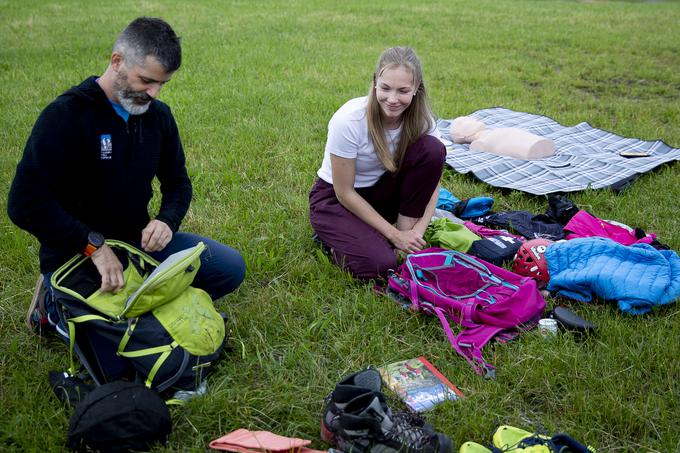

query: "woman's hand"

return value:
[390, 229, 426, 254]
[330, 155, 427, 255]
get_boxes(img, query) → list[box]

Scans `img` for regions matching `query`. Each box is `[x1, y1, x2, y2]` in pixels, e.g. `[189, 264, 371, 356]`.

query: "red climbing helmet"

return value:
[512, 238, 553, 286]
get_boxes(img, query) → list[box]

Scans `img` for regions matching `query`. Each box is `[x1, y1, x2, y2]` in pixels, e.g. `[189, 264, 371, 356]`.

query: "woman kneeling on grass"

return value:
[309, 46, 446, 280]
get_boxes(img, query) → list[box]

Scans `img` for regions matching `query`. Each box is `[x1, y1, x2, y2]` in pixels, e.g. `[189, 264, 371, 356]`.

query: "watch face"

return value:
[88, 232, 105, 248]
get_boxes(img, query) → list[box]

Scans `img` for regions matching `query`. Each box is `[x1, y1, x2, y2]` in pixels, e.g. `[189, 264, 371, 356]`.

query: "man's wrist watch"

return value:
[84, 231, 105, 257]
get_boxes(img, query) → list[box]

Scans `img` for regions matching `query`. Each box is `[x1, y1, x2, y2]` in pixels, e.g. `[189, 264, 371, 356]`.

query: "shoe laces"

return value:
[323, 391, 334, 407]
[383, 394, 429, 428]
[383, 414, 437, 451]
[393, 410, 427, 428]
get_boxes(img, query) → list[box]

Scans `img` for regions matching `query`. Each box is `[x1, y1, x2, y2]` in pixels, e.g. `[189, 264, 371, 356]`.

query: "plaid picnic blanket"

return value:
[438, 108, 680, 195]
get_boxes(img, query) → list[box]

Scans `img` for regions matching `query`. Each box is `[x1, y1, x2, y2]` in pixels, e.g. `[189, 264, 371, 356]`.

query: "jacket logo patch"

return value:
[100, 134, 112, 160]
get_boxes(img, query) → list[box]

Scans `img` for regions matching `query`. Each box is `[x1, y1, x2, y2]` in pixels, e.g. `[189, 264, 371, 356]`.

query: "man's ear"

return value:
[110, 52, 124, 72]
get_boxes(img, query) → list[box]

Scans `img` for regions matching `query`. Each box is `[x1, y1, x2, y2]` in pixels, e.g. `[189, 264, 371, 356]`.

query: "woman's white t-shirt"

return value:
[317, 96, 443, 188]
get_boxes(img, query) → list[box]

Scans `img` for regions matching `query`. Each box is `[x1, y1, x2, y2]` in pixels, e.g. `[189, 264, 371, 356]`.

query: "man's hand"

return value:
[391, 229, 426, 254]
[91, 244, 125, 293]
[141, 219, 173, 252]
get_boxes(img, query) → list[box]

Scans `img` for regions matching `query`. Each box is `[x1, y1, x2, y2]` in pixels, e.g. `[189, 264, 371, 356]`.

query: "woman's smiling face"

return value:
[375, 65, 416, 128]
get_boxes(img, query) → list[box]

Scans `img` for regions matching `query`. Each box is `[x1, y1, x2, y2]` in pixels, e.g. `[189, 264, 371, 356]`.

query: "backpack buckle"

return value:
[482, 364, 496, 380]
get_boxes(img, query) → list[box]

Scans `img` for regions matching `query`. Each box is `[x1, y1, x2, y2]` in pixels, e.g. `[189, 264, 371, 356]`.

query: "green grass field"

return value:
[1, 0, 679, 451]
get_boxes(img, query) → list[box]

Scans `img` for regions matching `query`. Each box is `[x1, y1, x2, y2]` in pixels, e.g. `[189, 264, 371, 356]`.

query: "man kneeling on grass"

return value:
[8, 17, 245, 334]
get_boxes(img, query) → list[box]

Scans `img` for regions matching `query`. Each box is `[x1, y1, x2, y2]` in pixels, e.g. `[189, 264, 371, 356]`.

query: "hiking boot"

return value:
[26, 275, 52, 336]
[321, 368, 434, 446]
[334, 392, 453, 453]
[321, 368, 383, 444]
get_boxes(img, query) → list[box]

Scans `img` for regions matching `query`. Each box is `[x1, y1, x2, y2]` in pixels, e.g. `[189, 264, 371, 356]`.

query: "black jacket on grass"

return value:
[7, 77, 192, 273]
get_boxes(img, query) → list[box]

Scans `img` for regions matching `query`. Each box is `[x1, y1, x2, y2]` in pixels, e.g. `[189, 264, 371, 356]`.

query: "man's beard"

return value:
[113, 71, 152, 115]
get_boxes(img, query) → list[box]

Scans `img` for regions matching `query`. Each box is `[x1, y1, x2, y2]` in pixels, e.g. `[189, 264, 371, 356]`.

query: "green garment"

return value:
[424, 218, 481, 252]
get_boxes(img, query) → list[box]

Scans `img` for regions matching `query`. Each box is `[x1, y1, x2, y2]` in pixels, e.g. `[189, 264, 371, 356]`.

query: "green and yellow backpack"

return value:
[51, 240, 226, 395]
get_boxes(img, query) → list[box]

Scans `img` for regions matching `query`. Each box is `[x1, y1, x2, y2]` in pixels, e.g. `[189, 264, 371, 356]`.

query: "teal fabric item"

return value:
[437, 188, 460, 211]
[437, 188, 494, 218]
[424, 218, 481, 252]
[456, 197, 494, 218]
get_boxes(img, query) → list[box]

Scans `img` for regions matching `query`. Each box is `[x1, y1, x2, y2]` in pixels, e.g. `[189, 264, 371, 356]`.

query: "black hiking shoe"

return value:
[26, 275, 52, 337]
[321, 368, 383, 444]
[321, 368, 435, 446]
[334, 392, 453, 453]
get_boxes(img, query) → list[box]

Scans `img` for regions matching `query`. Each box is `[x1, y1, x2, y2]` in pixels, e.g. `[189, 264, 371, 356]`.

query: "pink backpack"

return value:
[388, 248, 545, 378]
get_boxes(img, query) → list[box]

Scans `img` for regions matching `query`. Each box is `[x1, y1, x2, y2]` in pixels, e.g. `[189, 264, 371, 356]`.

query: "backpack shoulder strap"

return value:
[65, 313, 112, 377]
[454, 324, 509, 379]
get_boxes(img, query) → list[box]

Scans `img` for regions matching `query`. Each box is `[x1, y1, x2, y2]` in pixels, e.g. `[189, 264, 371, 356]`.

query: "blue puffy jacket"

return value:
[545, 237, 680, 314]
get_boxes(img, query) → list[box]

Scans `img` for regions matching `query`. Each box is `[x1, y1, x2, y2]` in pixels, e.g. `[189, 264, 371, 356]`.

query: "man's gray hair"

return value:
[113, 17, 181, 71]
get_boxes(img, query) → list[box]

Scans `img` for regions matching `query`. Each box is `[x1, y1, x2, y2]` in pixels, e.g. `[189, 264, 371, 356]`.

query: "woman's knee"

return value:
[404, 134, 446, 169]
[412, 134, 446, 166]
[342, 249, 397, 280]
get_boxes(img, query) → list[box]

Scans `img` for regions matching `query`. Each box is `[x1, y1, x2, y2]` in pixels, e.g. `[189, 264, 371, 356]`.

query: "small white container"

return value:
[538, 318, 559, 337]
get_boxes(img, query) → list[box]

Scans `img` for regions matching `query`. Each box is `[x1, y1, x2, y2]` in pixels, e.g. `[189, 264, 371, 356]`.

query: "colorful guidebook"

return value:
[378, 356, 464, 412]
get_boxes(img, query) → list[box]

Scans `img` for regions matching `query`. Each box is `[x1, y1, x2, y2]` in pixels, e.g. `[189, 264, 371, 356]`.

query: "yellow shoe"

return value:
[458, 441, 491, 453]
[493, 425, 550, 452]
[492, 425, 596, 452]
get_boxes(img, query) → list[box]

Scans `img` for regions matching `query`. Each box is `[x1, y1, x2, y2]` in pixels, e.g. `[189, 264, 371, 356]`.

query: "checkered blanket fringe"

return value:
[438, 107, 680, 195]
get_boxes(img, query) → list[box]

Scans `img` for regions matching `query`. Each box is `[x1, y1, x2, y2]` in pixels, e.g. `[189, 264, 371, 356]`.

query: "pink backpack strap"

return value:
[461, 301, 477, 326]
[430, 305, 498, 379]
[409, 277, 421, 310]
[431, 306, 457, 350]
[454, 325, 507, 379]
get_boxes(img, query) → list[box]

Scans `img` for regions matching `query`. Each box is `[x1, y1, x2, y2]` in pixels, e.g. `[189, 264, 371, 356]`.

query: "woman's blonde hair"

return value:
[366, 46, 434, 173]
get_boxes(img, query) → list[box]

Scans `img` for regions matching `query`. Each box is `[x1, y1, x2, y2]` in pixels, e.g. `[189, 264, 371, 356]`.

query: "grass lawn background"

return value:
[1, 0, 679, 451]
